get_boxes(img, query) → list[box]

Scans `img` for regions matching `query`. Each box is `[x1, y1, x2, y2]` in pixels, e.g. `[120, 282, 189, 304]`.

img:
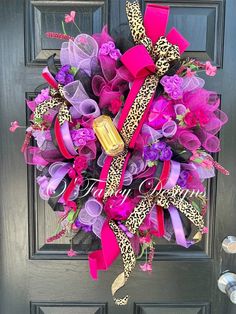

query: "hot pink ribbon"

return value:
[89, 220, 120, 279]
[89, 3, 189, 280]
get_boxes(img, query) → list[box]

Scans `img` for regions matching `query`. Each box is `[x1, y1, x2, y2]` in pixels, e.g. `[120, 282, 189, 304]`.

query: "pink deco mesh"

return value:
[177, 88, 228, 153]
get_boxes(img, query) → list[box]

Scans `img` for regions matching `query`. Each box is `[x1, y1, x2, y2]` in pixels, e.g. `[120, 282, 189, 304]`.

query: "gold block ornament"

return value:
[93, 115, 125, 156]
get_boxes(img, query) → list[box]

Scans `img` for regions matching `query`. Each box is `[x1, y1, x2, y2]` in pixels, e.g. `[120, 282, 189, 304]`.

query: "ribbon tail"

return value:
[156, 206, 165, 237]
[42, 66, 58, 89]
[144, 3, 169, 43]
[109, 220, 136, 305]
[167, 28, 190, 54]
[111, 272, 129, 306]
[88, 220, 120, 280]
[170, 188, 205, 233]
[168, 205, 194, 248]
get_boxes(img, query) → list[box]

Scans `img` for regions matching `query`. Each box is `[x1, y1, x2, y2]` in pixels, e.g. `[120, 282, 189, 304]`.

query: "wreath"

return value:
[10, 1, 229, 305]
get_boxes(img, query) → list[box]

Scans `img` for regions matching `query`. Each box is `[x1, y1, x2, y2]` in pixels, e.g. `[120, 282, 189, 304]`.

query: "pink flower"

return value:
[67, 249, 77, 257]
[184, 112, 198, 127]
[186, 68, 196, 77]
[9, 121, 20, 132]
[205, 61, 217, 76]
[109, 98, 122, 114]
[74, 155, 88, 173]
[65, 200, 77, 211]
[104, 195, 135, 221]
[195, 109, 209, 126]
[140, 262, 152, 272]
[139, 235, 152, 244]
[65, 11, 76, 23]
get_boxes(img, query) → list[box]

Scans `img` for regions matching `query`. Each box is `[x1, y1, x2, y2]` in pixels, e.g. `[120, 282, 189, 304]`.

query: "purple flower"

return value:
[171, 89, 183, 100]
[35, 94, 45, 104]
[65, 73, 74, 85]
[55, 65, 74, 85]
[40, 88, 50, 98]
[34, 88, 51, 104]
[75, 137, 87, 146]
[160, 76, 170, 85]
[159, 146, 173, 161]
[153, 141, 166, 150]
[143, 140, 174, 162]
[128, 162, 138, 175]
[99, 43, 111, 55]
[177, 170, 189, 188]
[107, 41, 115, 50]
[109, 49, 121, 60]
[55, 71, 66, 84]
[99, 42, 121, 60]
[70, 128, 95, 147]
[76, 128, 95, 140]
[60, 65, 71, 72]
[75, 219, 93, 233]
[144, 146, 159, 161]
[160, 74, 183, 100]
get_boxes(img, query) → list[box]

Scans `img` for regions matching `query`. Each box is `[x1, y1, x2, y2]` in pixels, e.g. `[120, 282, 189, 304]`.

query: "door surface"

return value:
[1, 0, 236, 314]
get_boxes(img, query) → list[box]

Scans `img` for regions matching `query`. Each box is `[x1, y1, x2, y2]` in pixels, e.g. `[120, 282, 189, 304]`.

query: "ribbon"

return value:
[54, 117, 75, 159]
[89, 1, 194, 305]
[42, 66, 58, 90]
[164, 160, 180, 189]
[37, 162, 72, 201]
[168, 205, 194, 248]
[150, 205, 165, 237]
[99, 1, 189, 201]
[60, 121, 78, 156]
[110, 185, 205, 304]
[156, 206, 165, 237]
[34, 84, 71, 127]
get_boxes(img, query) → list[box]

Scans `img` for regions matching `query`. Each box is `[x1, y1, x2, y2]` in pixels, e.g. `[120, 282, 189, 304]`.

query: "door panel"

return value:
[30, 302, 107, 314]
[1, 0, 236, 314]
[134, 303, 210, 314]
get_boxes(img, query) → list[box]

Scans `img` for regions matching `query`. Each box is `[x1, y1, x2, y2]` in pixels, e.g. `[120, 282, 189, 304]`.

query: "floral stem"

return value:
[73, 21, 81, 33]
[61, 21, 67, 35]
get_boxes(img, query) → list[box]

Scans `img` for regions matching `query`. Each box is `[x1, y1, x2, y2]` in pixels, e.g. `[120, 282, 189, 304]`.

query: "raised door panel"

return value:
[135, 303, 210, 314]
[31, 302, 107, 314]
[25, 0, 108, 64]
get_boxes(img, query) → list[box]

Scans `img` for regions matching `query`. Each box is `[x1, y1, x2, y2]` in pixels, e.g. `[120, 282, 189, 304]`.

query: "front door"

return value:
[1, 0, 236, 313]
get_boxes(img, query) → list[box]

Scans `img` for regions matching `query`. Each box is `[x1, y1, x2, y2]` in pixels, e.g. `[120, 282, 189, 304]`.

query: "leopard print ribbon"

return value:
[103, 1, 180, 200]
[34, 84, 71, 125]
[125, 185, 205, 235]
[107, 1, 205, 305]
[111, 185, 205, 304]
[109, 220, 136, 305]
[126, 0, 180, 73]
[103, 150, 129, 201]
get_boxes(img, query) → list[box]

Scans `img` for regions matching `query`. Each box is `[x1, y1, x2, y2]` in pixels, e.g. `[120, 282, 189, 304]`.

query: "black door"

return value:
[1, 0, 236, 313]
